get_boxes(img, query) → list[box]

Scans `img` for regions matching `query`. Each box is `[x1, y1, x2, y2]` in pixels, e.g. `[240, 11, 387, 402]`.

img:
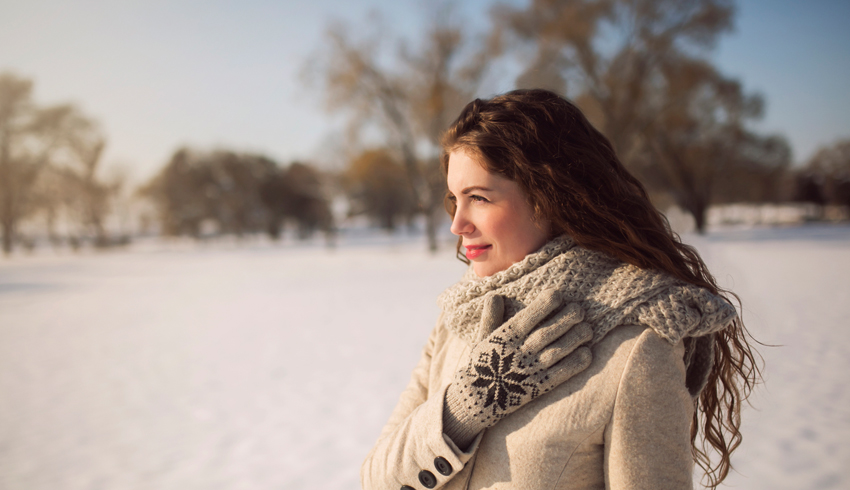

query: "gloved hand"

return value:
[443, 289, 593, 449]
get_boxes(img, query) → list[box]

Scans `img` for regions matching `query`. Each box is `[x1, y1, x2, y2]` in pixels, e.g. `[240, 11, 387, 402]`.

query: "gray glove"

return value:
[443, 289, 593, 449]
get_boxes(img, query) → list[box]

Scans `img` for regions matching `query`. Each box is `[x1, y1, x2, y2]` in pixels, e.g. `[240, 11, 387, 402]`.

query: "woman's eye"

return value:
[447, 195, 457, 203]
[469, 194, 489, 203]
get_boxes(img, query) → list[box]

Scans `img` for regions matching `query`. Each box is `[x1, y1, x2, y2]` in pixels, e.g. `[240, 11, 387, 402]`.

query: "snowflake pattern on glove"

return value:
[471, 349, 530, 411]
[445, 292, 593, 438]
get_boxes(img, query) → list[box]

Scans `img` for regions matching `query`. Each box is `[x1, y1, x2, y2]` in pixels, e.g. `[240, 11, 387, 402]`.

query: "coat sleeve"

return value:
[361, 319, 481, 490]
[604, 328, 696, 490]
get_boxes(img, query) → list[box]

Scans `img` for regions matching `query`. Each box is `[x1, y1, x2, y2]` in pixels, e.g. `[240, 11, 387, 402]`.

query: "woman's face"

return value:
[447, 150, 550, 277]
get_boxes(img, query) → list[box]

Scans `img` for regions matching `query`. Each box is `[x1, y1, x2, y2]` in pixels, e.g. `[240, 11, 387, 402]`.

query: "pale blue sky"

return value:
[713, 0, 850, 162]
[2, 0, 848, 182]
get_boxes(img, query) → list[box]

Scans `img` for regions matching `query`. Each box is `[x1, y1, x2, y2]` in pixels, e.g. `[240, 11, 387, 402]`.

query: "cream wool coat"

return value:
[361, 314, 695, 490]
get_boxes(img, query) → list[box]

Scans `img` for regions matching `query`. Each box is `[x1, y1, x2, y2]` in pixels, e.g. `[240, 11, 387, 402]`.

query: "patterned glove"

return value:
[443, 289, 593, 449]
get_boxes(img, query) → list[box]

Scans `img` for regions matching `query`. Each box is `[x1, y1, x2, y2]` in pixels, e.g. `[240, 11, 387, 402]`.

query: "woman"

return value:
[362, 89, 760, 489]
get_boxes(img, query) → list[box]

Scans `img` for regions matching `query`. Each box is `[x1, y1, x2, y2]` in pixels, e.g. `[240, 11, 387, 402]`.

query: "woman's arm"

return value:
[604, 328, 695, 490]
[361, 320, 479, 490]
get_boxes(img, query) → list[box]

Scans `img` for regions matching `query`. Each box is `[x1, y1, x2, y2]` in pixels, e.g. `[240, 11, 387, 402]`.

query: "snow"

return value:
[1, 225, 848, 489]
[690, 226, 850, 489]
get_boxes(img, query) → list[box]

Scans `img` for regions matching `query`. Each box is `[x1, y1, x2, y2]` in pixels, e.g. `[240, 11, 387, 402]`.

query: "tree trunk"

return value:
[0, 171, 14, 255]
[1, 217, 13, 255]
[0, 132, 13, 255]
[425, 207, 438, 253]
[688, 200, 708, 235]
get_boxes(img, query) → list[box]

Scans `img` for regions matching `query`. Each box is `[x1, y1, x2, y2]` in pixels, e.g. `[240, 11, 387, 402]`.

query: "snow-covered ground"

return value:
[0, 225, 848, 489]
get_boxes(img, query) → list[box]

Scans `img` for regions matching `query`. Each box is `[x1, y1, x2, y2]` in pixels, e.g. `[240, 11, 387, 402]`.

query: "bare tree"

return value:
[804, 138, 850, 209]
[0, 73, 107, 253]
[143, 149, 334, 240]
[343, 147, 418, 230]
[308, 9, 492, 251]
[495, 0, 735, 159]
[0, 73, 40, 254]
[635, 57, 790, 230]
[54, 118, 116, 246]
[493, 0, 790, 232]
[284, 162, 335, 240]
[142, 148, 277, 238]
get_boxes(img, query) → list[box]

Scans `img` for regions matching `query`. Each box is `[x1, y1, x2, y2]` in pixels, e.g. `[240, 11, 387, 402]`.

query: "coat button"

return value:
[418, 469, 437, 488]
[401, 486, 415, 490]
[434, 456, 453, 476]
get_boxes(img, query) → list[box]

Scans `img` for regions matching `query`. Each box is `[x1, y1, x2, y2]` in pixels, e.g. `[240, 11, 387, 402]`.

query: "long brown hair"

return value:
[440, 89, 761, 488]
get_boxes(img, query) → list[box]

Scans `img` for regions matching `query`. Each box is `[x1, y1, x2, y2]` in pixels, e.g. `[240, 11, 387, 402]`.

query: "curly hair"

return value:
[440, 89, 761, 488]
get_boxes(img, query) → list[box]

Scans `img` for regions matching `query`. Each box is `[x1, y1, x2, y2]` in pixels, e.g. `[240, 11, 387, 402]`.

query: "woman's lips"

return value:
[465, 244, 492, 260]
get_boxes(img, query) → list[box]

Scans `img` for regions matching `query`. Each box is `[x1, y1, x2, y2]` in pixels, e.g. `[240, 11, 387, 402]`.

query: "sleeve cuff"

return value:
[394, 383, 482, 489]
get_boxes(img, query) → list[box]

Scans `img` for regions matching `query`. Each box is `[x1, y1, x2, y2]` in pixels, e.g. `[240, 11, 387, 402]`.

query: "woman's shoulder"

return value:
[589, 324, 687, 391]
[579, 325, 689, 429]
[594, 324, 686, 367]
[547, 324, 687, 420]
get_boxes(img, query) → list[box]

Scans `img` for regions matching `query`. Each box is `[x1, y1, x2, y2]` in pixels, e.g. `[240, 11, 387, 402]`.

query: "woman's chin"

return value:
[472, 261, 504, 278]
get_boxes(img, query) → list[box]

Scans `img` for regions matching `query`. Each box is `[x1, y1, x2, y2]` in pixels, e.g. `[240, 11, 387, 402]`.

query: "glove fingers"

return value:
[521, 303, 585, 354]
[507, 288, 563, 338]
[477, 293, 505, 342]
[535, 322, 593, 368]
[541, 346, 592, 390]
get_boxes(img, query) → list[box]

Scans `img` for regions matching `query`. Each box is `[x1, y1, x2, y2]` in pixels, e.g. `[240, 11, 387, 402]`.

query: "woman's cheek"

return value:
[488, 211, 516, 248]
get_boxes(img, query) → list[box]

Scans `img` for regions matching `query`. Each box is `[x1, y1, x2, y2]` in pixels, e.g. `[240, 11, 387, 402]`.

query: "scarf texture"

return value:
[437, 236, 738, 397]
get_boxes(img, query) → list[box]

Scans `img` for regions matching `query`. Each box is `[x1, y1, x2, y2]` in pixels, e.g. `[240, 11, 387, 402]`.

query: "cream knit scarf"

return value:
[437, 235, 738, 397]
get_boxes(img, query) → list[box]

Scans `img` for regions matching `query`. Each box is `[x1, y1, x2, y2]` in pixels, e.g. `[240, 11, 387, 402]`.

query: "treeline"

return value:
[140, 149, 333, 240]
[1, 62, 847, 257]
[140, 146, 423, 242]
[0, 68, 429, 254]
[4, 0, 850, 255]
[340, 140, 850, 231]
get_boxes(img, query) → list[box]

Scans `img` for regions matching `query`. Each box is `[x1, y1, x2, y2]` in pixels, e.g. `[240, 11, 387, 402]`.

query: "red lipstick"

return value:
[465, 245, 491, 260]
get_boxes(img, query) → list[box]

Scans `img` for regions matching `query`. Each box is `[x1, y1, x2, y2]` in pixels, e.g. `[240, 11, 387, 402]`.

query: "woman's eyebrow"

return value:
[461, 186, 493, 194]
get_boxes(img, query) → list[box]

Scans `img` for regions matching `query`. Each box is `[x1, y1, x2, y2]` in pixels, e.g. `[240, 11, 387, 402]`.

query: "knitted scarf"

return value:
[437, 235, 738, 397]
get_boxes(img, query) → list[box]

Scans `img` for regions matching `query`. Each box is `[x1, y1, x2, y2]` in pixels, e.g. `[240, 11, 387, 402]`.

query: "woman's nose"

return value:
[450, 208, 474, 236]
